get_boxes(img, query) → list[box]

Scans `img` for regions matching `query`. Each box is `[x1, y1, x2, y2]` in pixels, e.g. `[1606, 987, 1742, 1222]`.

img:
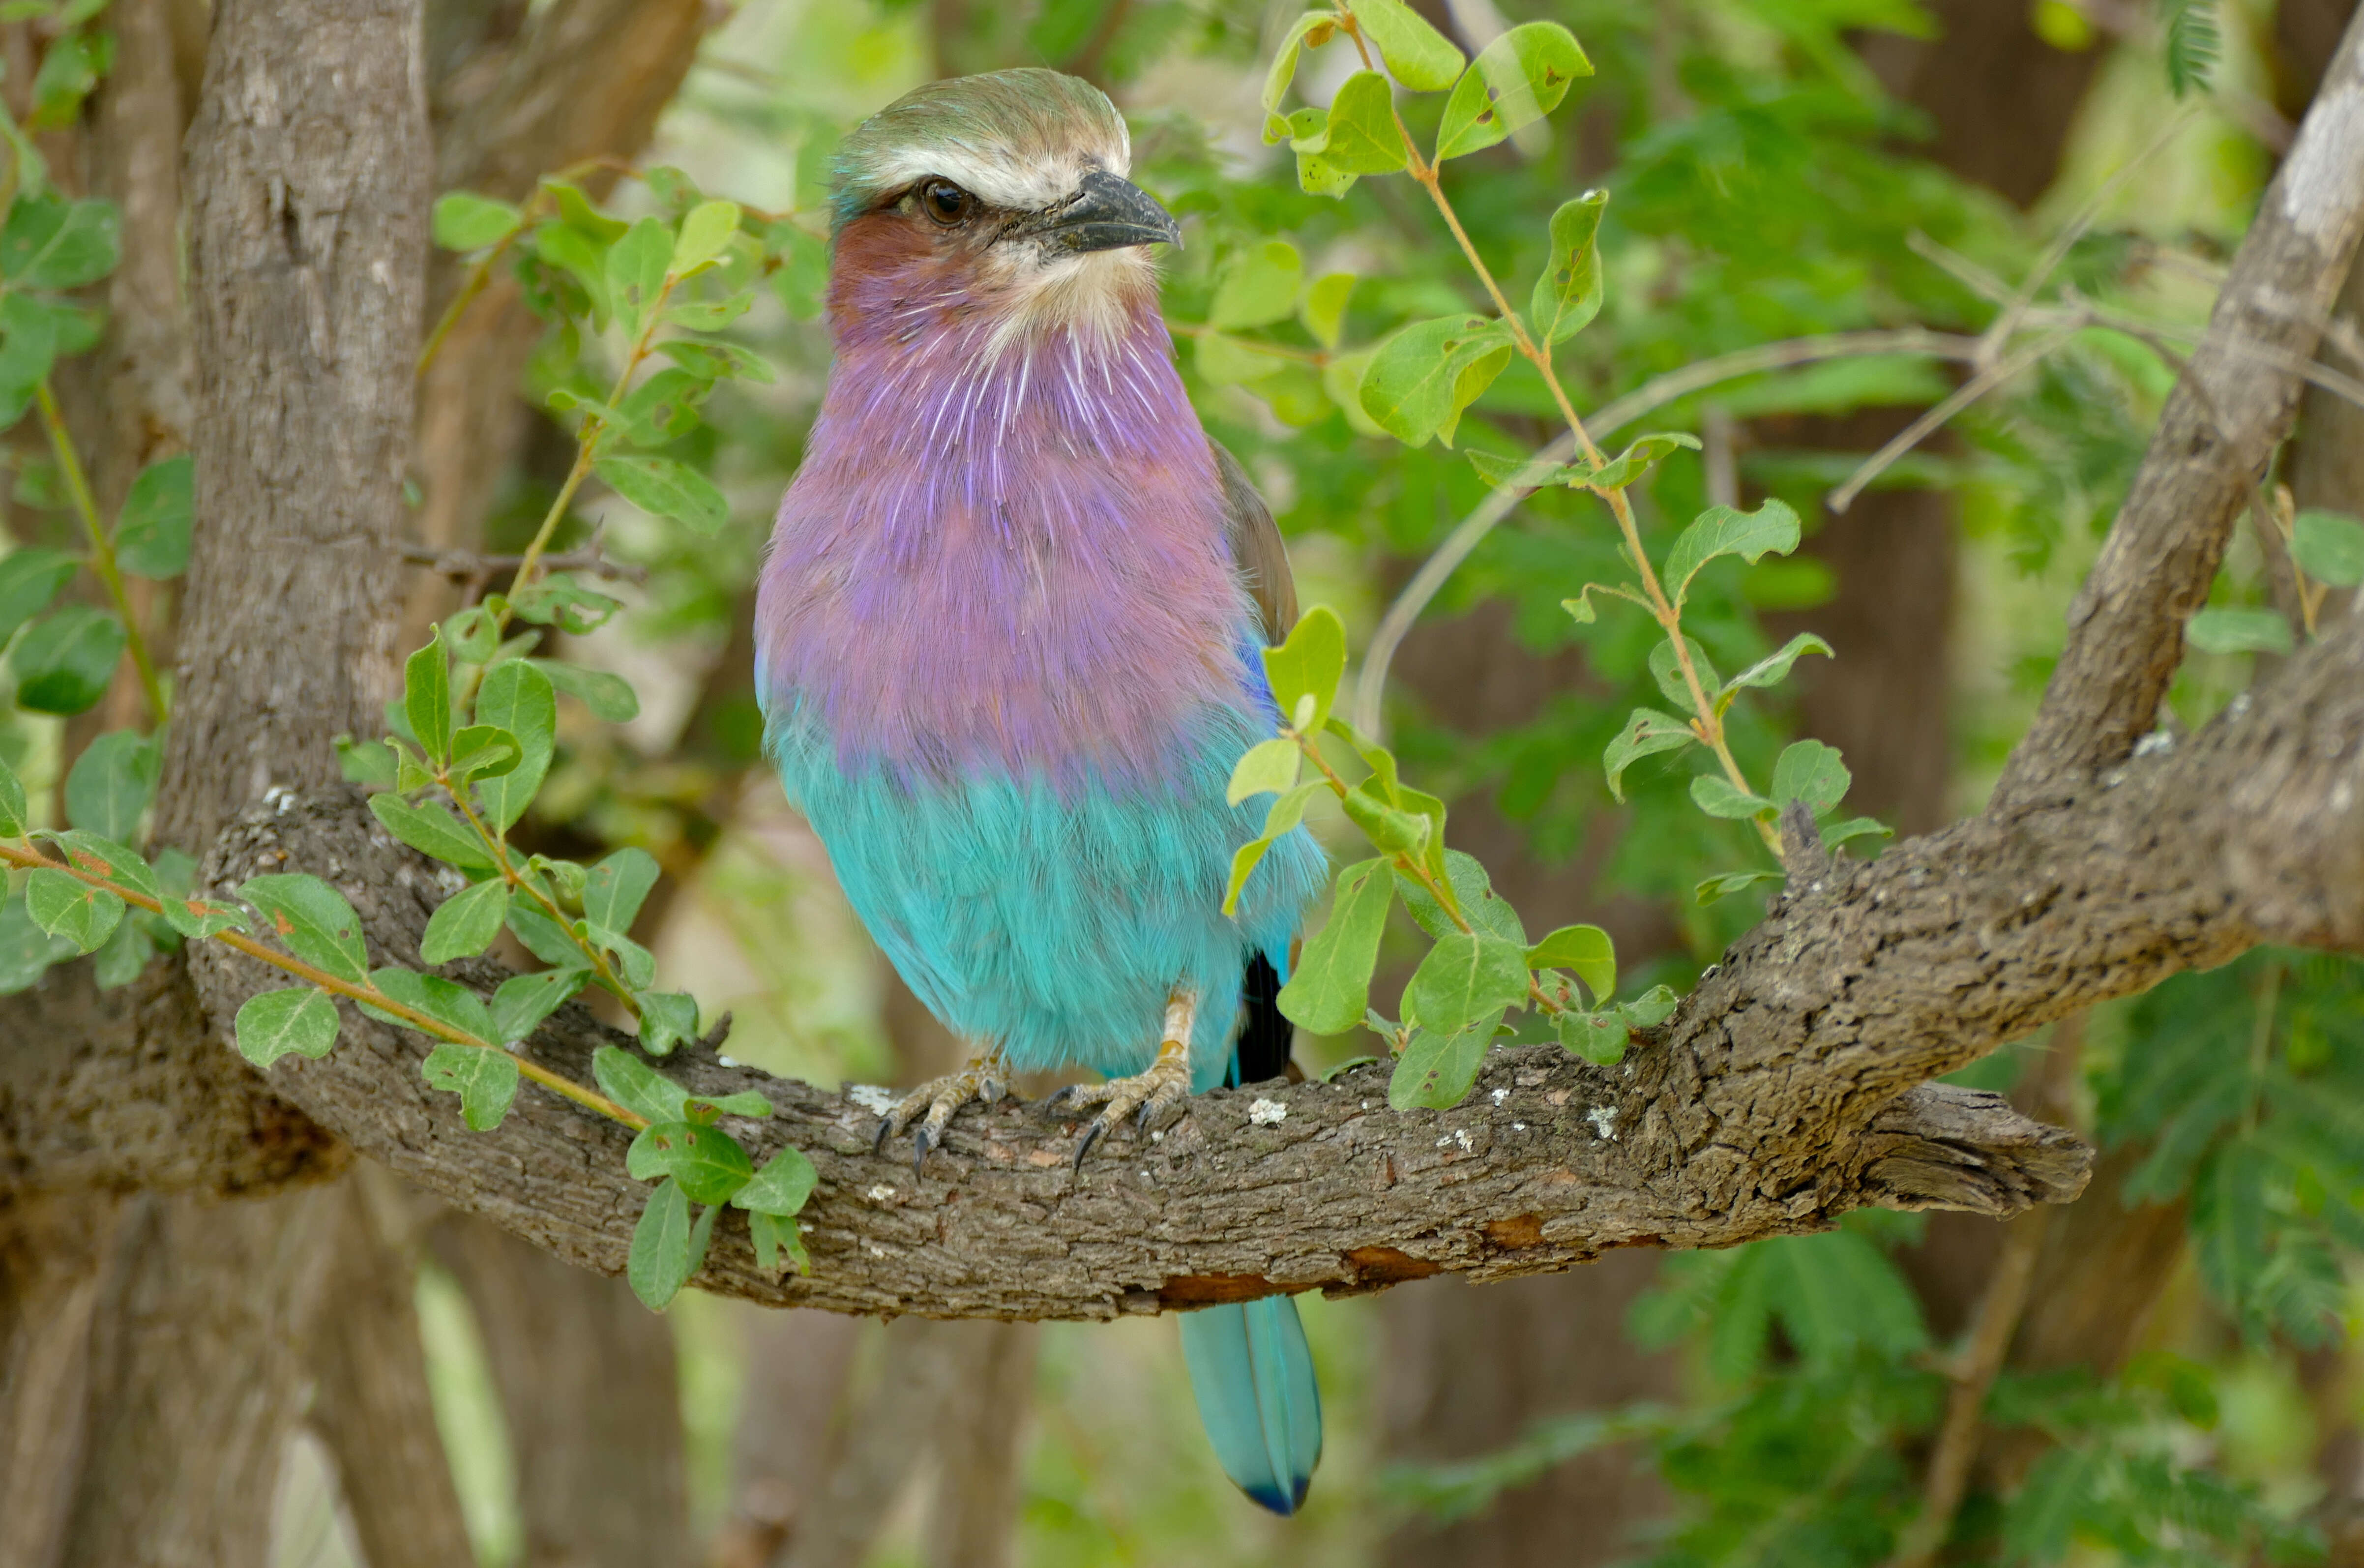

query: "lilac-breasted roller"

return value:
[754, 70, 1329, 1512]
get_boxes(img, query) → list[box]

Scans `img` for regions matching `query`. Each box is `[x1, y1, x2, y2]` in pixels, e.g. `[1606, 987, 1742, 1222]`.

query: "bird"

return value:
[753, 68, 1330, 1515]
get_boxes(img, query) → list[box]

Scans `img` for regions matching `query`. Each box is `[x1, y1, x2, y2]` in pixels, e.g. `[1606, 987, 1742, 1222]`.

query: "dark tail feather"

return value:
[1233, 950, 1292, 1086]
[1179, 1296, 1323, 1514]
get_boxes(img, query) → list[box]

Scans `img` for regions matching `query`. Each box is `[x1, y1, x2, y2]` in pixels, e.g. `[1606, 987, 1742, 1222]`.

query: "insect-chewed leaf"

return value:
[1263, 605, 1347, 735]
[1210, 240, 1304, 330]
[1527, 924, 1615, 1004]
[364, 967, 498, 1046]
[627, 1120, 753, 1205]
[2186, 606, 2292, 655]
[421, 879, 509, 965]
[1556, 1008, 1626, 1065]
[404, 630, 454, 764]
[14, 604, 126, 715]
[114, 454, 193, 579]
[1696, 869, 1783, 905]
[670, 200, 741, 278]
[1689, 775, 1773, 820]
[1771, 740, 1850, 817]
[492, 968, 589, 1043]
[1278, 857, 1393, 1035]
[1350, 0, 1465, 89]
[1603, 707, 1695, 801]
[1717, 632, 1833, 712]
[1661, 499, 1803, 611]
[2292, 509, 2364, 588]
[63, 729, 158, 843]
[628, 1176, 701, 1310]
[585, 846, 660, 935]
[369, 795, 499, 874]
[1300, 272, 1354, 350]
[1529, 190, 1608, 345]
[422, 1042, 521, 1131]
[1388, 1024, 1490, 1110]
[238, 873, 369, 982]
[1405, 930, 1529, 1033]
[0, 750, 27, 837]
[1262, 9, 1338, 112]
[235, 986, 340, 1067]
[637, 990, 701, 1056]
[432, 190, 524, 252]
[0, 546, 75, 644]
[1359, 314, 1513, 449]
[596, 454, 729, 535]
[1435, 21, 1591, 160]
[531, 658, 641, 722]
[475, 660, 558, 832]
[734, 1145, 818, 1215]
[585, 921, 657, 989]
[27, 865, 122, 952]
[594, 1042, 691, 1127]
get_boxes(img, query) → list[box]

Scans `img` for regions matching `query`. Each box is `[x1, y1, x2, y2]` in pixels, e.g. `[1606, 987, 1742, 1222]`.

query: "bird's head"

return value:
[827, 68, 1180, 350]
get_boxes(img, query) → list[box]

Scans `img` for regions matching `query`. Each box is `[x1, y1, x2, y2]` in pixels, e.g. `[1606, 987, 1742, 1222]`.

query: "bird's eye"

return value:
[921, 180, 971, 226]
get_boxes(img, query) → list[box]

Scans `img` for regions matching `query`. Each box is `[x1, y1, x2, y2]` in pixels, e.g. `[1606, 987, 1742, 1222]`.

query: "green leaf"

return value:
[1556, 1009, 1626, 1065]
[1405, 930, 1530, 1033]
[0, 891, 73, 994]
[431, 190, 524, 251]
[533, 222, 612, 328]
[627, 1120, 753, 1205]
[238, 874, 369, 982]
[1262, 605, 1347, 735]
[628, 1178, 699, 1310]
[1388, 1025, 1490, 1110]
[1696, 869, 1783, 905]
[1277, 857, 1393, 1035]
[1222, 837, 1273, 918]
[733, 1145, 818, 1215]
[12, 605, 126, 715]
[1298, 71, 1407, 175]
[421, 879, 509, 965]
[506, 902, 591, 970]
[363, 967, 498, 1045]
[659, 336, 774, 385]
[1209, 240, 1303, 330]
[584, 921, 657, 988]
[1716, 632, 1833, 712]
[0, 192, 120, 289]
[1262, 9, 1339, 112]
[2186, 606, 2292, 655]
[606, 217, 675, 332]
[638, 990, 701, 1056]
[1603, 707, 1695, 801]
[0, 291, 59, 426]
[445, 724, 520, 784]
[1617, 985, 1678, 1028]
[1359, 314, 1513, 449]
[404, 630, 453, 764]
[475, 659, 558, 832]
[26, 865, 122, 952]
[2292, 509, 2364, 588]
[593, 1043, 691, 1127]
[585, 846, 659, 934]
[1530, 190, 1608, 346]
[490, 968, 588, 1045]
[1689, 775, 1773, 820]
[1300, 272, 1354, 351]
[1661, 500, 1803, 612]
[2163, 0, 2219, 97]
[691, 1087, 772, 1119]
[0, 546, 75, 643]
[595, 453, 729, 534]
[509, 574, 621, 636]
[1396, 849, 1520, 944]
[1822, 815, 1891, 851]
[1349, 0, 1465, 89]
[64, 729, 158, 843]
[1527, 924, 1615, 1004]
[530, 658, 640, 722]
[1341, 785, 1432, 858]
[614, 367, 710, 446]
[1771, 740, 1850, 816]
[750, 1210, 809, 1275]
[1435, 21, 1591, 159]
[113, 454, 194, 579]
[0, 749, 26, 836]
[670, 200, 741, 278]
[234, 986, 341, 1067]
[421, 1043, 521, 1130]
[1570, 432, 1701, 490]
[1648, 637, 1720, 716]
[369, 795, 499, 874]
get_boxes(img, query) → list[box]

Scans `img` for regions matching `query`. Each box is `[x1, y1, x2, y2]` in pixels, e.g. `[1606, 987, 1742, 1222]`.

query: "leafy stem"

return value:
[0, 832, 645, 1129]
[442, 770, 643, 1019]
[35, 383, 168, 726]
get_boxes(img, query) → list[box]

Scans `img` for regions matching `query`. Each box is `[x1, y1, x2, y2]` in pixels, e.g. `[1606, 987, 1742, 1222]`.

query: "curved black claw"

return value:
[873, 1114, 897, 1156]
[1042, 1084, 1078, 1112]
[911, 1123, 935, 1179]
[1072, 1116, 1111, 1170]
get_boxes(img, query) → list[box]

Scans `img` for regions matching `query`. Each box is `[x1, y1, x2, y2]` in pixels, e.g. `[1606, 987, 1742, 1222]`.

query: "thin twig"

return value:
[35, 383, 168, 725]
[1828, 326, 2084, 515]
[400, 543, 648, 585]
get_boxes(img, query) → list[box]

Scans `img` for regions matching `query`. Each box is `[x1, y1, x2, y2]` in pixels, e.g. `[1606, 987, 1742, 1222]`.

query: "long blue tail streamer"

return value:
[1179, 1295, 1323, 1514]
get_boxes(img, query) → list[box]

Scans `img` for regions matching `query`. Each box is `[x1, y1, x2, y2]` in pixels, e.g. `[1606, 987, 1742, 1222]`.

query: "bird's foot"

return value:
[872, 1053, 1008, 1177]
[1049, 994, 1198, 1167]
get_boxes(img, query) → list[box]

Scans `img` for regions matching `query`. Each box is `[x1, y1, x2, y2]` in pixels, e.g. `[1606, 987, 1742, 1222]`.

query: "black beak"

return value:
[1035, 168, 1182, 254]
